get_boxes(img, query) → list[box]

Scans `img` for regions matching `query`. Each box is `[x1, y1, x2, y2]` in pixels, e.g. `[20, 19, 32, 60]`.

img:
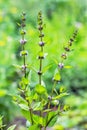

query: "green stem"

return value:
[27, 99, 34, 125]
[45, 81, 57, 129]
[23, 45, 26, 78]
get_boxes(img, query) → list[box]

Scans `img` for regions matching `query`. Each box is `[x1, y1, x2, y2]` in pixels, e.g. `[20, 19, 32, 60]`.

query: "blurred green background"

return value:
[0, 0, 87, 129]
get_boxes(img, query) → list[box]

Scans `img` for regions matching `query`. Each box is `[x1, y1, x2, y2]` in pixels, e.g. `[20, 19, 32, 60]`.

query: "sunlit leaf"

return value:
[19, 103, 29, 111]
[0, 89, 7, 97]
[53, 72, 61, 82]
[63, 105, 70, 111]
[13, 64, 21, 69]
[64, 65, 72, 69]
[42, 64, 52, 74]
[53, 93, 69, 100]
[53, 124, 64, 130]
[59, 86, 66, 93]
[7, 124, 16, 130]
[35, 84, 46, 95]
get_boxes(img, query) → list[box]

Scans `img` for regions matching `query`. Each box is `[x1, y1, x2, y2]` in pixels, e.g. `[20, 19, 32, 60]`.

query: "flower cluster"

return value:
[37, 11, 45, 84]
[19, 12, 28, 77]
[58, 30, 78, 69]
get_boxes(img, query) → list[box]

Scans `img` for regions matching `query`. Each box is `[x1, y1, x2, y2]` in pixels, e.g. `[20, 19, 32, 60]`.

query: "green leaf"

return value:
[51, 100, 59, 106]
[20, 50, 28, 56]
[19, 103, 29, 111]
[28, 124, 40, 130]
[33, 114, 44, 126]
[27, 64, 37, 73]
[7, 124, 16, 130]
[38, 51, 44, 58]
[16, 22, 21, 26]
[53, 93, 69, 100]
[52, 58, 58, 65]
[13, 64, 21, 69]
[53, 124, 64, 130]
[19, 77, 29, 89]
[59, 86, 66, 93]
[42, 64, 52, 74]
[46, 111, 57, 127]
[63, 105, 70, 111]
[0, 89, 7, 97]
[12, 95, 28, 110]
[32, 102, 42, 111]
[38, 51, 48, 59]
[35, 84, 46, 95]
[53, 72, 61, 82]
[0, 116, 3, 127]
[22, 110, 31, 122]
[64, 65, 72, 69]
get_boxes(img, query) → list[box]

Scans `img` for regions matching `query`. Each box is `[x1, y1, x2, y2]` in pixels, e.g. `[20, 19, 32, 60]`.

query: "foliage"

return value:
[0, 0, 87, 129]
[9, 11, 77, 130]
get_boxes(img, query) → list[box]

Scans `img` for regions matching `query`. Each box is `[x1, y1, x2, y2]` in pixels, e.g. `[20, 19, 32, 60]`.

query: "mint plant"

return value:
[12, 11, 78, 130]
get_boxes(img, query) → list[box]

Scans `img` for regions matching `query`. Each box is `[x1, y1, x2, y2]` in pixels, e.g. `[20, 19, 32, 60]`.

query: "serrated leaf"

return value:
[7, 124, 16, 130]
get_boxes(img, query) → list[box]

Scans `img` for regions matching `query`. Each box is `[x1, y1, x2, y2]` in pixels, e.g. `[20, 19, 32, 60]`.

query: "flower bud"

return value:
[20, 30, 26, 35]
[38, 26, 43, 30]
[21, 23, 26, 27]
[37, 71, 42, 75]
[64, 47, 70, 52]
[61, 53, 67, 59]
[39, 33, 44, 38]
[21, 65, 27, 70]
[20, 50, 28, 56]
[58, 63, 64, 69]
[39, 41, 45, 46]
[20, 39, 27, 44]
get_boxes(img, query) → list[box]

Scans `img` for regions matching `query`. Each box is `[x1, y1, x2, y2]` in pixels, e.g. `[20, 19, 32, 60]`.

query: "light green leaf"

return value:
[35, 84, 46, 95]
[0, 116, 3, 127]
[60, 86, 66, 93]
[53, 72, 61, 82]
[0, 89, 7, 97]
[19, 104, 29, 111]
[16, 22, 21, 26]
[53, 93, 69, 100]
[64, 65, 72, 69]
[63, 105, 70, 111]
[53, 124, 64, 130]
[28, 124, 40, 130]
[32, 102, 42, 111]
[7, 124, 16, 130]
[42, 64, 52, 74]
[13, 64, 21, 69]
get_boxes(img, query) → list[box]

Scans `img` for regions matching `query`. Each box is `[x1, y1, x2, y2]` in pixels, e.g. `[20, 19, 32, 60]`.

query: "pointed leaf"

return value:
[53, 93, 69, 100]
[7, 124, 16, 130]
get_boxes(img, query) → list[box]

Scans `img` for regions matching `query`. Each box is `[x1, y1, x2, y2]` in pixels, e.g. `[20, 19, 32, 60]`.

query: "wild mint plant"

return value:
[12, 11, 78, 130]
